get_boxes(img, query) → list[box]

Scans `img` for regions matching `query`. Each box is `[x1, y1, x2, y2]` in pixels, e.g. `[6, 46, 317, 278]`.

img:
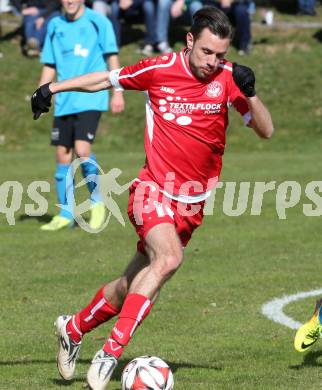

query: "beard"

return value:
[189, 58, 215, 82]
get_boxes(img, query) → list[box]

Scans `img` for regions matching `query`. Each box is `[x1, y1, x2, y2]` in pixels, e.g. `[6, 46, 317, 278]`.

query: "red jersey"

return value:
[110, 50, 250, 197]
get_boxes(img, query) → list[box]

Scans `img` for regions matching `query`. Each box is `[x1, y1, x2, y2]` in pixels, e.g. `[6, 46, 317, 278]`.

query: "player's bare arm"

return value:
[107, 54, 125, 114]
[247, 95, 274, 139]
[39, 65, 56, 86]
[50, 71, 112, 94]
[232, 62, 274, 139]
[31, 71, 112, 120]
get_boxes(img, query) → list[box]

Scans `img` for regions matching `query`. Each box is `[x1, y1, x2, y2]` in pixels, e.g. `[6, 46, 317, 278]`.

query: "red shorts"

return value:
[127, 180, 204, 254]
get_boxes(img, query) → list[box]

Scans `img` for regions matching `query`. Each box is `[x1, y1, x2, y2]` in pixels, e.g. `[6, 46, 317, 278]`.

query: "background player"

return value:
[38, 0, 124, 231]
[31, 7, 274, 389]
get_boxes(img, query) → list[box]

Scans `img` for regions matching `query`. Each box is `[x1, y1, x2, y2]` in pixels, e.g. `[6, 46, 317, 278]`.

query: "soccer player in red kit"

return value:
[31, 7, 274, 390]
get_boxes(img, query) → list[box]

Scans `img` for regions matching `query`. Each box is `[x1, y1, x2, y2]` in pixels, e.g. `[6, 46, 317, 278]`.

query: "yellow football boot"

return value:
[294, 298, 322, 352]
[40, 215, 74, 231]
[89, 202, 106, 230]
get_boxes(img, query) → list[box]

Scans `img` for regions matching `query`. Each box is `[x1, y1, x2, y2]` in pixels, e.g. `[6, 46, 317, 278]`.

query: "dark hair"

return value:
[190, 6, 233, 40]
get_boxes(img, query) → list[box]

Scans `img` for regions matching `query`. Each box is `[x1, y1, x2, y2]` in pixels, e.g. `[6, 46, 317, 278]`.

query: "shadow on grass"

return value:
[50, 359, 222, 387]
[51, 377, 85, 386]
[0, 356, 222, 372]
[18, 214, 53, 224]
[18, 214, 86, 226]
[289, 350, 322, 370]
[0, 356, 222, 388]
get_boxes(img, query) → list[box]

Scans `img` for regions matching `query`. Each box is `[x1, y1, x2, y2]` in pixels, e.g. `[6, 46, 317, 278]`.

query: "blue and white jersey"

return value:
[41, 7, 118, 116]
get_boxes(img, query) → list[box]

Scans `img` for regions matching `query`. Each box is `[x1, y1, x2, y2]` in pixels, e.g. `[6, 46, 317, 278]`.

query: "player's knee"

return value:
[154, 252, 183, 280]
[56, 149, 72, 164]
[75, 146, 91, 159]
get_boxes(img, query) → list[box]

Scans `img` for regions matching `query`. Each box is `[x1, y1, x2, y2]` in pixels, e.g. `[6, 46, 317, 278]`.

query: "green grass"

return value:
[1, 10, 322, 389]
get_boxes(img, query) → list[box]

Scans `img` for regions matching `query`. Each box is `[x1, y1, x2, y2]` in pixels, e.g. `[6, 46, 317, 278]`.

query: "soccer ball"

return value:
[121, 356, 174, 390]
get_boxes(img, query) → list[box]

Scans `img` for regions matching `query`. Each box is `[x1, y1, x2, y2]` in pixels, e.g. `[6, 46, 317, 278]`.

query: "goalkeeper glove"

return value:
[31, 83, 53, 120]
[232, 63, 256, 98]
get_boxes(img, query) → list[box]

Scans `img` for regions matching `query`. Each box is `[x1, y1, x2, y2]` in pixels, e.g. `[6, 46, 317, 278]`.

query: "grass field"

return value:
[1, 8, 322, 390]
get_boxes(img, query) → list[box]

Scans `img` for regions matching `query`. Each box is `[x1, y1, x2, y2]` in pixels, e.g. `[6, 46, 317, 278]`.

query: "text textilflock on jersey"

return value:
[110, 50, 251, 198]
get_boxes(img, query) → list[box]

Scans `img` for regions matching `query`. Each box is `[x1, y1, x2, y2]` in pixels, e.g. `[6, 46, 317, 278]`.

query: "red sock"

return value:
[103, 293, 152, 359]
[66, 286, 120, 343]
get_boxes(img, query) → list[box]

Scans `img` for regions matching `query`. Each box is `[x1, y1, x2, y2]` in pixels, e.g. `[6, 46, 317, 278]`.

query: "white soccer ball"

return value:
[121, 355, 174, 390]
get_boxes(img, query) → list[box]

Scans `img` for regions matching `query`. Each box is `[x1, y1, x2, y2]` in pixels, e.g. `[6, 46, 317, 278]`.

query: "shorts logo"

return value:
[206, 81, 223, 98]
[87, 133, 94, 140]
[51, 128, 59, 141]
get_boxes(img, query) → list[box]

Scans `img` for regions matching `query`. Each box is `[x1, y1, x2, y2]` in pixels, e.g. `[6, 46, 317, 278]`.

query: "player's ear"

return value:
[186, 32, 194, 51]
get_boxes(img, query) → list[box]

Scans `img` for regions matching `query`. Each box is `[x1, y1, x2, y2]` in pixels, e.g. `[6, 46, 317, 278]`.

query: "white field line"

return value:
[261, 288, 322, 330]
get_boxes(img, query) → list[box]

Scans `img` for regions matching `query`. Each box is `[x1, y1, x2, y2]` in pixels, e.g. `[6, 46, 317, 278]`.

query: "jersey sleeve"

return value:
[40, 20, 56, 65]
[109, 58, 157, 91]
[98, 17, 118, 55]
[229, 74, 252, 125]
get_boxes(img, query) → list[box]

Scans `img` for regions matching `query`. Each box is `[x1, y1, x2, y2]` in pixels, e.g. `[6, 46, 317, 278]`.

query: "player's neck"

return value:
[183, 48, 193, 75]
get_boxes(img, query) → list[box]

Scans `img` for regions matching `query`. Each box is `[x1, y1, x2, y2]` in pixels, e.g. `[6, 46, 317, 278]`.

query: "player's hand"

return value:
[31, 83, 53, 120]
[232, 63, 256, 98]
[110, 91, 125, 114]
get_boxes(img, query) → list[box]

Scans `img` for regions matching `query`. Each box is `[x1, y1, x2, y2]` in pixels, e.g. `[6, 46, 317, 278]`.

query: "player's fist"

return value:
[31, 83, 53, 120]
[232, 63, 256, 98]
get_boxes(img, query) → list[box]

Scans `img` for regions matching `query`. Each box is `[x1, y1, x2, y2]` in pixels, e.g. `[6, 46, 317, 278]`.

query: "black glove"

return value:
[232, 63, 256, 98]
[31, 83, 53, 120]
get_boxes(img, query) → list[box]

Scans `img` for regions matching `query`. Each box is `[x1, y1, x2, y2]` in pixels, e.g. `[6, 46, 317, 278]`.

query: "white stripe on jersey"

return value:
[133, 178, 212, 204]
[118, 53, 177, 82]
[162, 188, 212, 203]
[219, 63, 232, 72]
[145, 91, 154, 143]
[180, 51, 193, 78]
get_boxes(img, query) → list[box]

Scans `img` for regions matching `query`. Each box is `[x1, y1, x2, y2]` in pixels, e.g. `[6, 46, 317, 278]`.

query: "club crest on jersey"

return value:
[206, 81, 223, 98]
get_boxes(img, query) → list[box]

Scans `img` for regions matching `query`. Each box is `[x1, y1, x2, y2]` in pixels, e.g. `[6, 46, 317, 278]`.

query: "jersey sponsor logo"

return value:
[160, 86, 175, 94]
[74, 44, 89, 58]
[206, 81, 223, 98]
[169, 102, 222, 113]
[158, 95, 223, 125]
